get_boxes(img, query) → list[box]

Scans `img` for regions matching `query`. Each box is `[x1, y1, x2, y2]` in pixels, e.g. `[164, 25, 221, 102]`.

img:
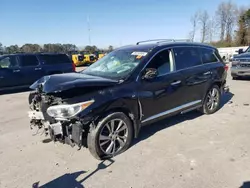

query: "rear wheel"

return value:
[87, 112, 133, 160]
[201, 85, 221, 114]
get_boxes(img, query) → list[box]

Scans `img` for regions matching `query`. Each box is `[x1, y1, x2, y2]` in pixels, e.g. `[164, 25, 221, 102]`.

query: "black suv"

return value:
[0, 53, 75, 91]
[28, 39, 228, 160]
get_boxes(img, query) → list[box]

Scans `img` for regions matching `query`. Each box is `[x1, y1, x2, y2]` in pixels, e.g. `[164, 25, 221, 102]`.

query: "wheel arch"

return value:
[94, 106, 139, 139]
[88, 97, 140, 139]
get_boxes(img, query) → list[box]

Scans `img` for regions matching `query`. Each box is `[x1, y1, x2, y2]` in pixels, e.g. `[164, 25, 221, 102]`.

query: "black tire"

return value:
[200, 85, 221, 115]
[232, 76, 238, 80]
[87, 112, 133, 160]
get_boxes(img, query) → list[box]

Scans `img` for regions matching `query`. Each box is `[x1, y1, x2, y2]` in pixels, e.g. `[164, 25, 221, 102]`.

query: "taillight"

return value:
[224, 64, 229, 71]
[72, 61, 76, 71]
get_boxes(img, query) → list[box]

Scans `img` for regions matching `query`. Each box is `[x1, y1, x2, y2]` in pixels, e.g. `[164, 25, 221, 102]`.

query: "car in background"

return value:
[0, 53, 75, 90]
[27, 39, 229, 160]
[235, 46, 250, 55]
[231, 46, 250, 80]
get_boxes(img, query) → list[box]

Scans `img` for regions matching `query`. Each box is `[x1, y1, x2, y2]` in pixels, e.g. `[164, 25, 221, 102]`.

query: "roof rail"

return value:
[136, 39, 191, 45]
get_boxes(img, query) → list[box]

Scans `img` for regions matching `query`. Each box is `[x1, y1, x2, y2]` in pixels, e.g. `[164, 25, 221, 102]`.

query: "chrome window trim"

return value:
[141, 100, 202, 123]
[136, 45, 220, 82]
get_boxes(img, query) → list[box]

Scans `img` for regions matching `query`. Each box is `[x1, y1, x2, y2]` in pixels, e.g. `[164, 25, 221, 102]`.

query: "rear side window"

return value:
[40, 54, 71, 65]
[19, 55, 39, 67]
[200, 48, 218, 64]
[173, 47, 202, 70]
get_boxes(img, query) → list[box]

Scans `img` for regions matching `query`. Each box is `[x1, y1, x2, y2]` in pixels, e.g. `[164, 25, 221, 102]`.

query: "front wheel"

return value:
[200, 85, 221, 115]
[87, 112, 133, 160]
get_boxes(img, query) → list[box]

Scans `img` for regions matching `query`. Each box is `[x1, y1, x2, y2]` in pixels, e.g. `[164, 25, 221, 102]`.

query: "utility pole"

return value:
[87, 15, 91, 45]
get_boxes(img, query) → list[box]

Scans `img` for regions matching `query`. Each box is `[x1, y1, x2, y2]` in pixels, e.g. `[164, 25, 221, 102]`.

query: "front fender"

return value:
[79, 97, 141, 138]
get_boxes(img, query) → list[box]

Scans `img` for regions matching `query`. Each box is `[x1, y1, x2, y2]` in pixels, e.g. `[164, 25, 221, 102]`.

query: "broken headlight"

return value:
[47, 100, 94, 119]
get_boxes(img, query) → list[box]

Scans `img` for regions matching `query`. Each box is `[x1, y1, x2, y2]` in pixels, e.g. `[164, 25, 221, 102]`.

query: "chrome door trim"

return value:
[141, 100, 202, 123]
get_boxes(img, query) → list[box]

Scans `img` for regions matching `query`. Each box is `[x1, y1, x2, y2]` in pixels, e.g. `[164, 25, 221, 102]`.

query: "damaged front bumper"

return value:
[28, 109, 89, 149]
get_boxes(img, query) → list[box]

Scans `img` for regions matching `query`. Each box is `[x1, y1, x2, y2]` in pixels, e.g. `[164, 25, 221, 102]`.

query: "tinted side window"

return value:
[146, 49, 172, 76]
[19, 55, 39, 67]
[200, 48, 218, 64]
[173, 47, 202, 70]
[0, 56, 19, 68]
[40, 54, 71, 64]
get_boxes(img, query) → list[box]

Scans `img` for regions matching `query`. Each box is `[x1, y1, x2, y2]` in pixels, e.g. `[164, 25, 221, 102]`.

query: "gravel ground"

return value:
[0, 68, 250, 188]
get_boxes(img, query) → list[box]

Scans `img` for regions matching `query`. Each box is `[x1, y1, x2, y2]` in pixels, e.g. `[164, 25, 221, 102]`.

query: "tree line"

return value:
[189, 1, 250, 47]
[0, 43, 114, 55]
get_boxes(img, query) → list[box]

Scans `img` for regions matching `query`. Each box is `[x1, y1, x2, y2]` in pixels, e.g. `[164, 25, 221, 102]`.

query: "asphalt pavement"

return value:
[0, 69, 250, 188]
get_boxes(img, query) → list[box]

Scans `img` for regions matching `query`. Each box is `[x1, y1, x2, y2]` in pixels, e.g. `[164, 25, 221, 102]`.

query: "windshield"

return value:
[82, 49, 148, 79]
[246, 47, 250, 53]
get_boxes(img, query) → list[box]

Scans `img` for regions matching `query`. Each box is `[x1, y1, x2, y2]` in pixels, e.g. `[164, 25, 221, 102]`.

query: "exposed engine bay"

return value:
[28, 90, 90, 149]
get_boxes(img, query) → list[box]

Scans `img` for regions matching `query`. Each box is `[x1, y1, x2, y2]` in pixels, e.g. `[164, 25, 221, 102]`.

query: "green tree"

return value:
[84, 45, 98, 54]
[0, 43, 3, 54]
[20, 44, 42, 53]
[5, 45, 20, 54]
[62, 44, 78, 53]
[108, 45, 114, 52]
[235, 9, 250, 45]
[43, 43, 64, 53]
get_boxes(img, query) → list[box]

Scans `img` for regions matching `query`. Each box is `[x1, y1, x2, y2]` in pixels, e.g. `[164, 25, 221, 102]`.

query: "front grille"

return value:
[239, 59, 250, 63]
[239, 64, 250, 68]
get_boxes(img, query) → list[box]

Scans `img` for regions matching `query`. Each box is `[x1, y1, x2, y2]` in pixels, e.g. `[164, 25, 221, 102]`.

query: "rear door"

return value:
[18, 55, 44, 85]
[200, 47, 226, 93]
[0, 55, 23, 88]
[173, 46, 214, 103]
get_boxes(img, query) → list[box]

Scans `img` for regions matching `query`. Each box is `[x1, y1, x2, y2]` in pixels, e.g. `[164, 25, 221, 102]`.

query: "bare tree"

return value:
[216, 1, 238, 43]
[208, 17, 216, 43]
[199, 10, 209, 43]
[225, 2, 238, 44]
[216, 2, 227, 41]
[189, 12, 199, 42]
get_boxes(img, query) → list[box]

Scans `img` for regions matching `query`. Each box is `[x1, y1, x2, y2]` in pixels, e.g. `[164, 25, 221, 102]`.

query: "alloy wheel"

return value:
[99, 119, 128, 155]
[206, 88, 220, 111]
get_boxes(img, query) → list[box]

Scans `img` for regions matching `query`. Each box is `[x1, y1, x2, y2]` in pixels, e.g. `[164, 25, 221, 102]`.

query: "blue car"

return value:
[231, 46, 250, 79]
[0, 53, 75, 90]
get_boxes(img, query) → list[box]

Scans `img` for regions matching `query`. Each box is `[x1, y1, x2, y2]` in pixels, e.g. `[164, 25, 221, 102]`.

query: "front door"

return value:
[138, 49, 187, 125]
[0, 55, 23, 88]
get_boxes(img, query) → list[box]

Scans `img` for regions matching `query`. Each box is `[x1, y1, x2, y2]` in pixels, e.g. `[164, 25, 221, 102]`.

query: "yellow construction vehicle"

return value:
[68, 51, 85, 66]
[68, 50, 106, 66]
[94, 51, 106, 60]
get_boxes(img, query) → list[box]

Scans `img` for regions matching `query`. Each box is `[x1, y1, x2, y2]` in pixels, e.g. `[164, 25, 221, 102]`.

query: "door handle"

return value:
[35, 68, 42, 71]
[171, 80, 181, 86]
[203, 71, 212, 75]
[13, 70, 20, 73]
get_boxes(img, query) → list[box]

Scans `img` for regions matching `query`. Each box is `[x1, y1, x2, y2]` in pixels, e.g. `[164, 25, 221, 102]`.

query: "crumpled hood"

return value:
[233, 52, 250, 59]
[30, 72, 119, 93]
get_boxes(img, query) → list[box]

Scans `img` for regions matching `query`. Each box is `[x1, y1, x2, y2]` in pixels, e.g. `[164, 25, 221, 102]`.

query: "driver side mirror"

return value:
[142, 68, 158, 80]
